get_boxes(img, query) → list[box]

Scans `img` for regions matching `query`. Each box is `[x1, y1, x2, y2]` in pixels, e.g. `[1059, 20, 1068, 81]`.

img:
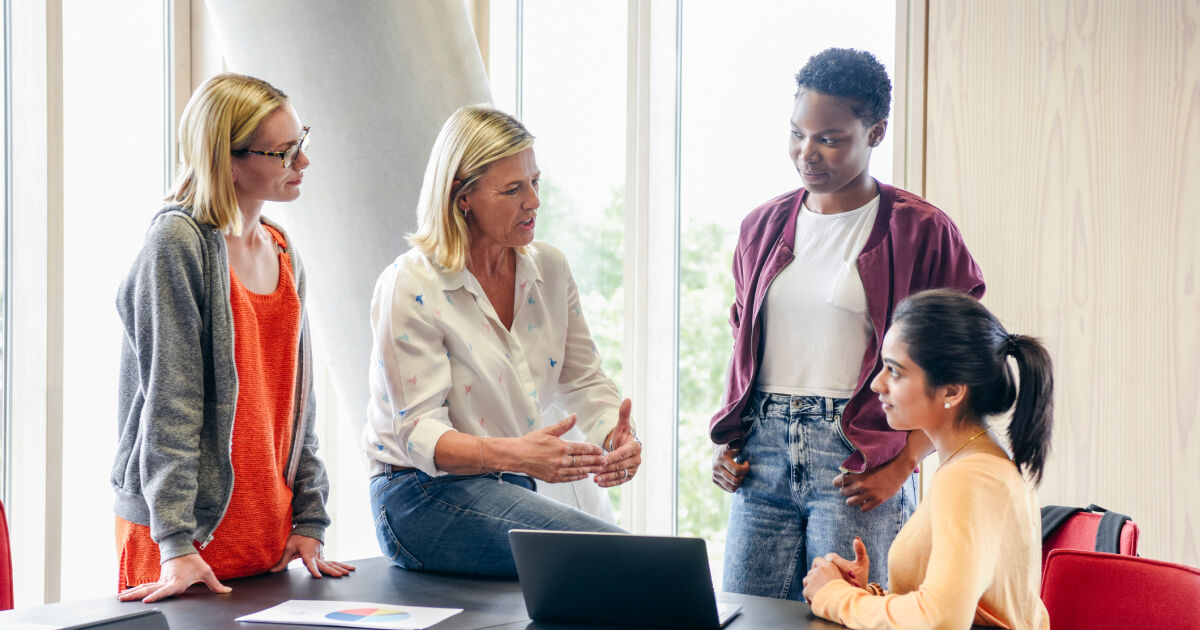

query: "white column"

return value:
[204, 0, 491, 560]
[622, 0, 679, 535]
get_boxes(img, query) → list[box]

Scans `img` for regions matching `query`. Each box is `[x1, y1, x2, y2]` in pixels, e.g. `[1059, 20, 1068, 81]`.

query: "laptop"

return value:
[509, 529, 742, 629]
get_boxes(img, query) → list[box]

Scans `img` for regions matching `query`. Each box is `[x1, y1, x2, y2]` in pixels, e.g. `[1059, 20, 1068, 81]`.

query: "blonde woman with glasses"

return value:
[364, 105, 642, 576]
[112, 73, 353, 603]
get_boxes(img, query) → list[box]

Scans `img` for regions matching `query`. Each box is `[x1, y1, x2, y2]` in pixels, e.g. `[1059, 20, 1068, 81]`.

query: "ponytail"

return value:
[1006, 335, 1054, 485]
[893, 289, 1055, 486]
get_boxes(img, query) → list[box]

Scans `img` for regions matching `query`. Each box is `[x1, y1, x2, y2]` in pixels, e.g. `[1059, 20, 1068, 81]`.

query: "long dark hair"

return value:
[892, 289, 1054, 484]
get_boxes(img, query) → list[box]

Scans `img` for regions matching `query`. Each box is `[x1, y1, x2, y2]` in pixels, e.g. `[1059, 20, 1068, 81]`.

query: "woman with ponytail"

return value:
[801, 289, 1052, 629]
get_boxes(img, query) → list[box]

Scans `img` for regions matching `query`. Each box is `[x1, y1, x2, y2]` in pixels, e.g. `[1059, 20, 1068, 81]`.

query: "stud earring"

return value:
[944, 402, 952, 409]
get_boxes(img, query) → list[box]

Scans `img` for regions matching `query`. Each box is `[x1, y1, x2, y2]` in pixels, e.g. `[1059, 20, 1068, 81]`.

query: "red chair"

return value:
[1041, 549, 1200, 630]
[0, 499, 12, 610]
[1041, 504, 1139, 568]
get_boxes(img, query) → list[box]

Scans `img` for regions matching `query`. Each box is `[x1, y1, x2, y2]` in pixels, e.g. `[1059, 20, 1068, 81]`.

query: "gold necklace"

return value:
[941, 426, 990, 465]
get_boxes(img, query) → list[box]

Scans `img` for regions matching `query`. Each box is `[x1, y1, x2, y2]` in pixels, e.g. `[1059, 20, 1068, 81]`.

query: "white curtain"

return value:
[205, 0, 490, 436]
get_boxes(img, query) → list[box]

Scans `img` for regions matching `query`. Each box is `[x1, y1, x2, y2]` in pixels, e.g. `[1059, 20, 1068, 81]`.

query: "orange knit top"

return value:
[116, 224, 301, 590]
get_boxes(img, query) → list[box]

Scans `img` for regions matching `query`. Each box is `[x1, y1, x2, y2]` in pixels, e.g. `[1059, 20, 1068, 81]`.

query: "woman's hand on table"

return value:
[595, 399, 642, 488]
[801, 556, 843, 606]
[270, 534, 356, 578]
[117, 553, 230, 603]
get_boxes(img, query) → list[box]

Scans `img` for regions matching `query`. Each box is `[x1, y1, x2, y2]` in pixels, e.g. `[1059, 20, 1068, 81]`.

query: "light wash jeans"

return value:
[370, 467, 624, 576]
[722, 392, 917, 599]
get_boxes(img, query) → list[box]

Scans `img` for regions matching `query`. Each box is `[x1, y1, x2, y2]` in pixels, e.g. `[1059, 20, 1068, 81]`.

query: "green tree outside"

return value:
[536, 180, 738, 562]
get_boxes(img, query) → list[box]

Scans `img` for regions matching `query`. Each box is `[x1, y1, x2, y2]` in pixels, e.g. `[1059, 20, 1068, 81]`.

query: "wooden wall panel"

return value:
[924, 0, 1200, 565]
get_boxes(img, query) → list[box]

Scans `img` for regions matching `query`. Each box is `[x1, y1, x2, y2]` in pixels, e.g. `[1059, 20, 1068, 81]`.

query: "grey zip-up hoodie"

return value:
[112, 207, 330, 562]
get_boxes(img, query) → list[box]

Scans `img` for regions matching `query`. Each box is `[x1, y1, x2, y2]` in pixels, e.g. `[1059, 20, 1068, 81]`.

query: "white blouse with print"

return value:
[362, 241, 624, 477]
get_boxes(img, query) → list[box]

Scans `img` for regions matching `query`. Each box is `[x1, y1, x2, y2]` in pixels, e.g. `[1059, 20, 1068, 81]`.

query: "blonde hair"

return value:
[167, 73, 289, 235]
[408, 105, 535, 271]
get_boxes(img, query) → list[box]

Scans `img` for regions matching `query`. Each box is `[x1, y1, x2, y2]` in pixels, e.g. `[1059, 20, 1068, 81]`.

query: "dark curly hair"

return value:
[794, 48, 892, 126]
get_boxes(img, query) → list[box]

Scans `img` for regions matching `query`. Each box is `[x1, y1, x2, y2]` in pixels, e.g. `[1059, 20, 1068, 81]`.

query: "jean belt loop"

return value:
[833, 397, 847, 424]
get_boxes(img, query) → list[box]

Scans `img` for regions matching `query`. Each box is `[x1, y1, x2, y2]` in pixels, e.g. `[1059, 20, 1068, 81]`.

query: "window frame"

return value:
[2, 0, 13, 509]
[3, 0, 183, 606]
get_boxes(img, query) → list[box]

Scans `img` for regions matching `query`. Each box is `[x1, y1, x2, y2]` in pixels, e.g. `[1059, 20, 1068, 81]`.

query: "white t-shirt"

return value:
[756, 195, 879, 398]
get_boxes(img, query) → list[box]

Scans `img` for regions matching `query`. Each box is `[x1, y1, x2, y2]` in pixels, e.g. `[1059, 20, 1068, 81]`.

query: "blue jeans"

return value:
[370, 468, 624, 576]
[722, 392, 917, 599]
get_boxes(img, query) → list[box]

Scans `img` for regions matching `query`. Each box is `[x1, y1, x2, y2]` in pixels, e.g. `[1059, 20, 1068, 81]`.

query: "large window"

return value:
[488, 0, 898, 579]
[676, 0, 896, 580]
[60, 0, 168, 600]
[520, 0, 629, 518]
[487, 0, 631, 521]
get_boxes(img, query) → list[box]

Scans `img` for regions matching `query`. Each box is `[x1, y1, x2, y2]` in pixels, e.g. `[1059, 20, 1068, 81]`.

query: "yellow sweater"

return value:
[812, 448, 1050, 629]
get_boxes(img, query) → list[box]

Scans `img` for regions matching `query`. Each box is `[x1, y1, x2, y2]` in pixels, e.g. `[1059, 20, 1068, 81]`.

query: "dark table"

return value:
[0, 556, 849, 629]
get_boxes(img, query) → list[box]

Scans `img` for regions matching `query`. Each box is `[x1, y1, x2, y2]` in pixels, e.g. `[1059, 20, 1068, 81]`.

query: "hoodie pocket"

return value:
[111, 430, 144, 492]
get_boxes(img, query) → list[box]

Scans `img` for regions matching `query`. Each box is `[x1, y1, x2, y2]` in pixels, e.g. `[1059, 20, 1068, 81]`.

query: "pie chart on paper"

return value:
[325, 607, 413, 623]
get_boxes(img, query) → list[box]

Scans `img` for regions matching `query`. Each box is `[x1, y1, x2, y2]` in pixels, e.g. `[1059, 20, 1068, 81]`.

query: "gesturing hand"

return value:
[595, 399, 642, 488]
[515, 414, 608, 483]
[117, 553, 230, 603]
[824, 536, 870, 589]
[802, 537, 873, 606]
[269, 534, 356, 578]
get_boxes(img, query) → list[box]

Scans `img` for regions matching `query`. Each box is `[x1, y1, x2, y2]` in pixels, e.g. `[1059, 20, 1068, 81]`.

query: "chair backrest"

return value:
[1041, 549, 1200, 630]
[1041, 505, 1139, 567]
[0, 499, 12, 610]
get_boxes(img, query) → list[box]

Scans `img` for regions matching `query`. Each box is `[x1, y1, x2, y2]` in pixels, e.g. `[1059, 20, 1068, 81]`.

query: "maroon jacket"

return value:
[709, 183, 985, 473]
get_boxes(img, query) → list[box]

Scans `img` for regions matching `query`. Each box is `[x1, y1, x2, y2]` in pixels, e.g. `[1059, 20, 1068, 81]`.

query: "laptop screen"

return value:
[509, 530, 740, 629]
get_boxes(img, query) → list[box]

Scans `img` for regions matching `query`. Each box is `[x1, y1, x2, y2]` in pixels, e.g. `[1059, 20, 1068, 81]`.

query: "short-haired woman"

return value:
[802, 289, 1052, 629]
[113, 73, 353, 603]
[711, 48, 985, 597]
[365, 105, 642, 576]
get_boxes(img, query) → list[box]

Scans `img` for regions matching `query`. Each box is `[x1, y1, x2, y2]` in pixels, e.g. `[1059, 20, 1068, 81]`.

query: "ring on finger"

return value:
[571, 455, 576, 467]
[621, 468, 629, 480]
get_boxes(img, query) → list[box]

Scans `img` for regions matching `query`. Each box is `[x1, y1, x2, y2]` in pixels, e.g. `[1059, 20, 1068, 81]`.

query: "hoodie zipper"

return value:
[201, 231, 237, 549]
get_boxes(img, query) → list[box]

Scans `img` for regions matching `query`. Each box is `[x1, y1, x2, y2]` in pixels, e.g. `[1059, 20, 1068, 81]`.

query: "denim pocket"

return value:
[369, 470, 411, 503]
[740, 400, 764, 446]
[373, 504, 424, 570]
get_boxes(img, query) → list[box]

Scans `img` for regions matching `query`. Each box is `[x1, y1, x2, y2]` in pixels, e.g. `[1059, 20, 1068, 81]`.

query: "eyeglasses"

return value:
[232, 126, 310, 168]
